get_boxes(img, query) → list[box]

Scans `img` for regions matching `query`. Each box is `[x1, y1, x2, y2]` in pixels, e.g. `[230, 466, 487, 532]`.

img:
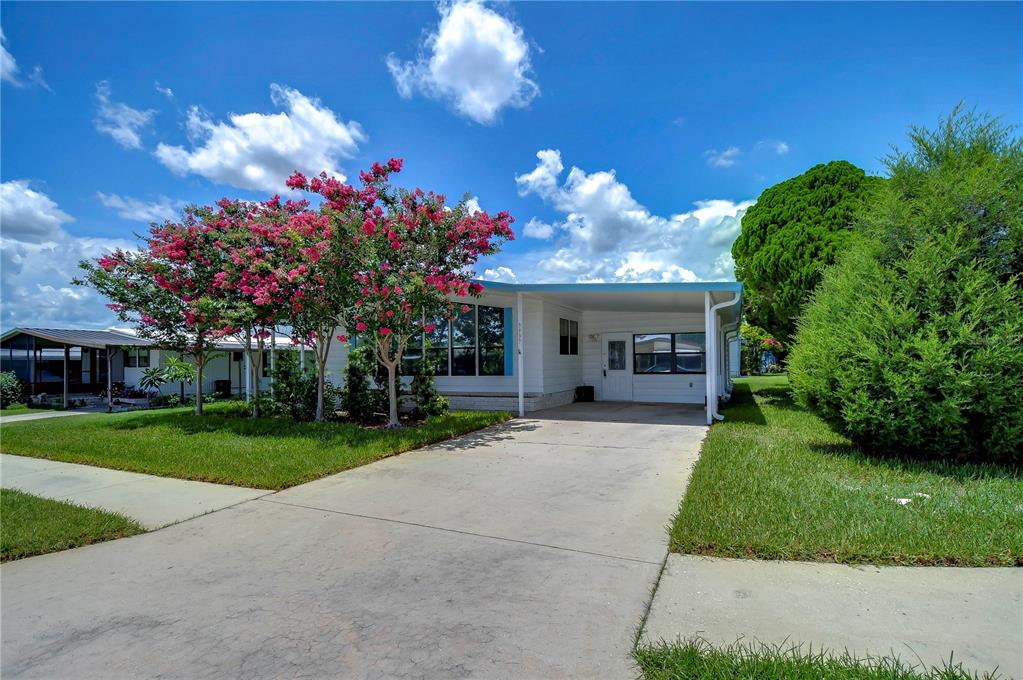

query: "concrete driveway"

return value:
[1, 403, 706, 679]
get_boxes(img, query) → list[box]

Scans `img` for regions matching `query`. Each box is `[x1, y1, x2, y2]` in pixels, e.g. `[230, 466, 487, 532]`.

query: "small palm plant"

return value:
[137, 367, 167, 396]
[163, 357, 197, 404]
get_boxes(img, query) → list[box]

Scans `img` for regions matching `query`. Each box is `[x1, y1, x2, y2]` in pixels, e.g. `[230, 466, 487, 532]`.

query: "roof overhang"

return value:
[476, 281, 743, 324]
[0, 328, 154, 349]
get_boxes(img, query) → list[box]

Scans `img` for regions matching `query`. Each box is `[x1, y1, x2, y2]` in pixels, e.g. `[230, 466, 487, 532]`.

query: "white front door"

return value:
[601, 333, 633, 401]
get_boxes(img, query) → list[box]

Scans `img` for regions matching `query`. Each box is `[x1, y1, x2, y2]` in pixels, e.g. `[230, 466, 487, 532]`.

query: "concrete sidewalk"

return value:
[641, 554, 1023, 677]
[0, 410, 92, 423]
[0, 454, 270, 529]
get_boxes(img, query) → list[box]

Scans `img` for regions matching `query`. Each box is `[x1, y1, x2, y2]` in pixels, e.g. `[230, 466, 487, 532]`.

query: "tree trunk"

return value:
[195, 358, 204, 416]
[386, 360, 399, 428]
[179, 381, 185, 403]
[314, 331, 333, 423]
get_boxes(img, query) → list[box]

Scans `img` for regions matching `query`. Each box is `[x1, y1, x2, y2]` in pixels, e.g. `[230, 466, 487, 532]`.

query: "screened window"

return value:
[451, 306, 477, 376]
[477, 306, 505, 376]
[425, 317, 450, 376]
[634, 332, 705, 374]
[559, 318, 578, 355]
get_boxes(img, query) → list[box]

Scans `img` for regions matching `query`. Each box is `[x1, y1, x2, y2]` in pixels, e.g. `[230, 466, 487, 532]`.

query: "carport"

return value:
[0, 327, 154, 410]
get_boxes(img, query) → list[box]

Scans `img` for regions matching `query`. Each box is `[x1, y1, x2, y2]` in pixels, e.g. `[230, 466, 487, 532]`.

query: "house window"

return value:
[633, 333, 705, 374]
[478, 306, 505, 376]
[425, 317, 450, 376]
[559, 318, 578, 355]
[406, 304, 507, 377]
[125, 348, 151, 368]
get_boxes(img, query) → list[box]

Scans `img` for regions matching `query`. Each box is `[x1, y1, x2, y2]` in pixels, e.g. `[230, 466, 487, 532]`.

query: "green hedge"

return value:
[789, 108, 1023, 464]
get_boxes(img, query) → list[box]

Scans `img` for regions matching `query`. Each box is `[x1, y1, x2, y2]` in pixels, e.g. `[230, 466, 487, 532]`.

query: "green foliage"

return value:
[634, 638, 997, 680]
[268, 351, 328, 421]
[162, 357, 196, 385]
[739, 324, 785, 374]
[789, 108, 1023, 464]
[409, 351, 449, 417]
[138, 367, 168, 393]
[733, 160, 883, 340]
[339, 345, 387, 424]
[0, 372, 24, 408]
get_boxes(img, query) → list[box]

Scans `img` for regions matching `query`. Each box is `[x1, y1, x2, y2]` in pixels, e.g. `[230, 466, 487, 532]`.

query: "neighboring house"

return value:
[1, 281, 743, 424]
[0, 327, 313, 401]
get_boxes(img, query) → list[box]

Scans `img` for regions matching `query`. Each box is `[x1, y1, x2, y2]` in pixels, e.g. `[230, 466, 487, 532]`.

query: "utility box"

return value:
[214, 379, 232, 398]
[575, 385, 594, 402]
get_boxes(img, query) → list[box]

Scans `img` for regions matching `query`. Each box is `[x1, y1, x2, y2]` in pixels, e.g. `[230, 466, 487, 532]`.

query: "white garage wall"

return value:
[581, 310, 707, 404]
[540, 300, 583, 395]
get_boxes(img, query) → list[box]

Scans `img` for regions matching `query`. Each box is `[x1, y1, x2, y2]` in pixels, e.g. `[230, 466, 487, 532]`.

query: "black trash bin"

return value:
[575, 385, 594, 402]
[213, 379, 232, 398]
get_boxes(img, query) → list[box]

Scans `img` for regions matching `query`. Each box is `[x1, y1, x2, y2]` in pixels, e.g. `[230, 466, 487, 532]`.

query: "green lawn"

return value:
[1, 488, 144, 562]
[0, 403, 512, 490]
[634, 639, 996, 680]
[671, 375, 1022, 566]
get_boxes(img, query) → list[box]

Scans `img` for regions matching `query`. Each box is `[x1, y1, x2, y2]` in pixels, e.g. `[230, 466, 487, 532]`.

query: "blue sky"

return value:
[1, 1, 1020, 328]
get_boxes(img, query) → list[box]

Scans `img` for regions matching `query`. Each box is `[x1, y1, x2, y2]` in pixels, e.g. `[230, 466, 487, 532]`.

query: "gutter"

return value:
[708, 292, 742, 421]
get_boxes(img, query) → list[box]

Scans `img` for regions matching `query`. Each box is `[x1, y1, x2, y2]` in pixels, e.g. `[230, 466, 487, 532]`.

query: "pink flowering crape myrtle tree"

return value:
[206, 197, 331, 419]
[288, 159, 515, 427]
[76, 209, 232, 416]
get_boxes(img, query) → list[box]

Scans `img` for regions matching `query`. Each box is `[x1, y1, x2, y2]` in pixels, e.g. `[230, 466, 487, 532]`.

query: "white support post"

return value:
[63, 344, 70, 410]
[517, 292, 524, 417]
[704, 292, 713, 425]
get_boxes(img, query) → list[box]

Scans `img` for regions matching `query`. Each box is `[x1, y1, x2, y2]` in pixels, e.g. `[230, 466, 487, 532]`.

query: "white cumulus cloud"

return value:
[386, 0, 539, 125]
[94, 81, 155, 149]
[482, 266, 517, 283]
[96, 192, 180, 223]
[704, 146, 740, 168]
[154, 81, 174, 98]
[1, 180, 73, 241]
[522, 217, 554, 239]
[755, 139, 789, 155]
[155, 84, 365, 193]
[1, 181, 133, 329]
[512, 150, 754, 283]
[1, 28, 49, 90]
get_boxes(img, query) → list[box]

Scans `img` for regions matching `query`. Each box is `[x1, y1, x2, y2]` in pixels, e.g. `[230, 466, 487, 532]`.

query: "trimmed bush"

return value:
[0, 371, 24, 408]
[789, 108, 1023, 464]
[339, 345, 387, 424]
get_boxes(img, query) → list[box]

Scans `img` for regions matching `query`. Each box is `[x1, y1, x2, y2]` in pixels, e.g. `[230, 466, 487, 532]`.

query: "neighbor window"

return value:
[633, 333, 705, 374]
[559, 318, 578, 355]
[124, 348, 151, 368]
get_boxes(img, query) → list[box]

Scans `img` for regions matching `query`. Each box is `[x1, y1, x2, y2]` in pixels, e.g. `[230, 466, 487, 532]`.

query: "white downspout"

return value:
[708, 292, 741, 422]
[517, 292, 524, 417]
[704, 293, 713, 425]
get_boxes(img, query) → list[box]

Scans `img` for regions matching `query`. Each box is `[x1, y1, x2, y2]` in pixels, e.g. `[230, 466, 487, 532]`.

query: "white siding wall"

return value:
[581, 310, 707, 405]
[540, 300, 583, 395]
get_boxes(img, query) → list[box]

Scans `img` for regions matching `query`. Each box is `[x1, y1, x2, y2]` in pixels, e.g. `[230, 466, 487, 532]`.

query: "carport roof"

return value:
[476, 280, 742, 320]
[0, 327, 154, 349]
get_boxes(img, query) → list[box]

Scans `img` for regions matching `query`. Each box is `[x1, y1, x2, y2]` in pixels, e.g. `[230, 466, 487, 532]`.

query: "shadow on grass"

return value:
[719, 382, 767, 425]
[105, 406, 533, 449]
[730, 377, 1021, 481]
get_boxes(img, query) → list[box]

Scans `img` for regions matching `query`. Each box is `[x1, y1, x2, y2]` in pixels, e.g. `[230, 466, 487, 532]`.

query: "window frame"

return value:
[632, 332, 706, 375]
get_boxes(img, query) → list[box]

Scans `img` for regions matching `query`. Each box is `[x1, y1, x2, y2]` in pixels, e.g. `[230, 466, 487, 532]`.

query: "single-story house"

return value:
[401, 281, 743, 425]
[0, 327, 309, 404]
[1, 281, 742, 424]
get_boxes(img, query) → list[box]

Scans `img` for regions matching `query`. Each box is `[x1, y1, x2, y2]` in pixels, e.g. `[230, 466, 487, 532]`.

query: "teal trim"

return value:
[503, 306, 514, 376]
